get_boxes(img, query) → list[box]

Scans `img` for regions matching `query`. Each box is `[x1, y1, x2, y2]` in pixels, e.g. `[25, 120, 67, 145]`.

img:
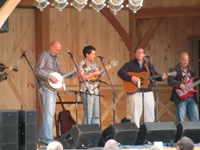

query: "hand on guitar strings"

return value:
[161, 72, 167, 80]
[131, 76, 140, 85]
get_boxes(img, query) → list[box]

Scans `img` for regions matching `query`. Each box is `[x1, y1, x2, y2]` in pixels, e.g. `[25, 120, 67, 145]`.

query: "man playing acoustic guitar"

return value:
[168, 52, 199, 124]
[118, 48, 167, 128]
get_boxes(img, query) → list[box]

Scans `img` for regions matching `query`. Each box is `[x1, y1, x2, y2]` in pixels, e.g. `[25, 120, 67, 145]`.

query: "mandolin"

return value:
[88, 59, 119, 82]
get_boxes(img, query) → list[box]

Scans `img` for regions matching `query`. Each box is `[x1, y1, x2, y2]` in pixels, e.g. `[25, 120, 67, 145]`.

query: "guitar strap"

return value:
[144, 62, 150, 75]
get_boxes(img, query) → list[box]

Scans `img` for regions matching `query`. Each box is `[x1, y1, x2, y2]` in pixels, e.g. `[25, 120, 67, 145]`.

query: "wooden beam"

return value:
[100, 9, 132, 51]
[136, 6, 200, 19]
[138, 18, 163, 49]
[18, 0, 33, 7]
[0, 0, 21, 28]
[129, 11, 137, 58]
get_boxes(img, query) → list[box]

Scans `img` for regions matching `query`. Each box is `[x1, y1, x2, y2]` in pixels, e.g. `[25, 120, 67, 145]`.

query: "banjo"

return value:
[46, 69, 77, 91]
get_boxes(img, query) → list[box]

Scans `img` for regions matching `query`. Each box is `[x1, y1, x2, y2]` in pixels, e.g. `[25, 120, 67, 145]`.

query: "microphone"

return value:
[19, 50, 27, 59]
[97, 55, 105, 59]
[99, 80, 109, 85]
[67, 50, 73, 58]
[144, 55, 151, 58]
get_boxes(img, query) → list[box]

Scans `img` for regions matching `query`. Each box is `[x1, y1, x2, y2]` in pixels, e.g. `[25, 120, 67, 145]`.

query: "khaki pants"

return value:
[128, 91, 155, 127]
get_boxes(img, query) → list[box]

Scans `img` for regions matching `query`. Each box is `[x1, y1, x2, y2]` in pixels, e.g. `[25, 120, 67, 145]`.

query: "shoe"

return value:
[37, 140, 48, 146]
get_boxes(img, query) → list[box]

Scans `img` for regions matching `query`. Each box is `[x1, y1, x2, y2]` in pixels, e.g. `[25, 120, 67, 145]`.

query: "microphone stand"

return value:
[98, 57, 117, 123]
[148, 57, 159, 122]
[20, 51, 44, 139]
[67, 51, 91, 124]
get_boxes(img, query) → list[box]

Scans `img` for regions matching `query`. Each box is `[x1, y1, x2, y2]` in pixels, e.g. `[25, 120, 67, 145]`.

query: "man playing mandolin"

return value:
[168, 52, 199, 124]
[118, 47, 167, 128]
[77, 45, 113, 125]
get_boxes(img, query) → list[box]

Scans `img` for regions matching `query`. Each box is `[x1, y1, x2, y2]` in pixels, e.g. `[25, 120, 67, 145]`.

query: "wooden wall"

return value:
[0, 9, 36, 110]
[1, 0, 200, 137]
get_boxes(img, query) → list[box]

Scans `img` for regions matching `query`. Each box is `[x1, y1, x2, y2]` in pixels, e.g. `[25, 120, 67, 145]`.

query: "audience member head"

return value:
[46, 141, 63, 150]
[177, 136, 194, 150]
[150, 145, 162, 150]
[103, 139, 118, 150]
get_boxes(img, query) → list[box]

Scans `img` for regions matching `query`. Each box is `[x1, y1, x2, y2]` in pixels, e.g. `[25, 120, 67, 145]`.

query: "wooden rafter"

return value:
[136, 6, 200, 19]
[138, 18, 163, 49]
[100, 9, 132, 51]
[0, 0, 21, 28]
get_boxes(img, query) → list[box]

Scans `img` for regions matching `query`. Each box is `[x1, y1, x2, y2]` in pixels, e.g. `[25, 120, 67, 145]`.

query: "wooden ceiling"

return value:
[17, 0, 200, 19]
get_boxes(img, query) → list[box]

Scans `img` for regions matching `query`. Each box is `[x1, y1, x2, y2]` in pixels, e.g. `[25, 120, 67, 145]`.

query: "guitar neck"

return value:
[143, 74, 161, 81]
[188, 79, 200, 89]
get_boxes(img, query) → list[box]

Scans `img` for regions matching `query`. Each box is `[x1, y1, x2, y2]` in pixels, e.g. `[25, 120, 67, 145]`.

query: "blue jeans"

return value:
[176, 97, 199, 124]
[38, 87, 57, 144]
[81, 93, 100, 124]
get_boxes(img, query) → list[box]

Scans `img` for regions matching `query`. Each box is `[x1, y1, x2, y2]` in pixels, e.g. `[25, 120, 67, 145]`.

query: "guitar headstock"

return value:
[167, 71, 177, 77]
[109, 59, 119, 67]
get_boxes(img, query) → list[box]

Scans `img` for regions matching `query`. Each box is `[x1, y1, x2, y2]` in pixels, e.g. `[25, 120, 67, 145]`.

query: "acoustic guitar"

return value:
[122, 71, 177, 93]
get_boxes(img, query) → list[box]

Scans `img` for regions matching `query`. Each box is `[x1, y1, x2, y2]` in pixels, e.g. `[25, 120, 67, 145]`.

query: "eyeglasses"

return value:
[137, 51, 145, 54]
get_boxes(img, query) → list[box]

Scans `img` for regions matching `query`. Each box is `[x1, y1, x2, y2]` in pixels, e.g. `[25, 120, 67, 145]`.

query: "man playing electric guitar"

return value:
[168, 52, 199, 124]
[118, 48, 167, 128]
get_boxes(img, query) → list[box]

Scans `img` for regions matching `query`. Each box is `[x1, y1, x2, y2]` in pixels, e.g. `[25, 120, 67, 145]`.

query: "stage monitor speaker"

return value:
[0, 0, 9, 33]
[0, 110, 19, 150]
[136, 122, 177, 145]
[18, 110, 37, 150]
[58, 124, 102, 149]
[98, 122, 139, 146]
[175, 121, 200, 143]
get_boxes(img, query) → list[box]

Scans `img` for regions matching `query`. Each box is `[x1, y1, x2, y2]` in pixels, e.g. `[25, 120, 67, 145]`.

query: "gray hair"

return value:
[46, 141, 63, 150]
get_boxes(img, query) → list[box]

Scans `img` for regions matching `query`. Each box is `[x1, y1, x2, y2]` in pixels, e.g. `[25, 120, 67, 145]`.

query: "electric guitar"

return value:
[122, 71, 177, 93]
[88, 59, 119, 82]
[175, 77, 200, 100]
[46, 69, 77, 91]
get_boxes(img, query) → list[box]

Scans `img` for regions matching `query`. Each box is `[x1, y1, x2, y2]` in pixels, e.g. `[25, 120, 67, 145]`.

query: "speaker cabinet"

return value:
[18, 110, 37, 150]
[175, 121, 200, 143]
[0, 110, 19, 150]
[58, 124, 102, 149]
[99, 122, 139, 146]
[136, 122, 177, 145]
